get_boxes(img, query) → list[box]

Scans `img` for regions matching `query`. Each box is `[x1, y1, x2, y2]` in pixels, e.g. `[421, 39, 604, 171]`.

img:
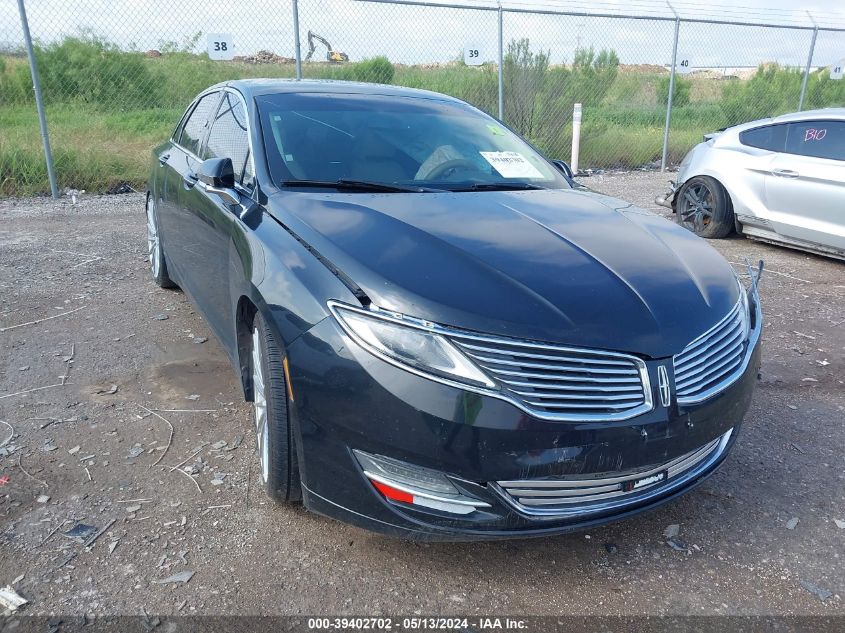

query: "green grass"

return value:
[2, 40, 843, 196]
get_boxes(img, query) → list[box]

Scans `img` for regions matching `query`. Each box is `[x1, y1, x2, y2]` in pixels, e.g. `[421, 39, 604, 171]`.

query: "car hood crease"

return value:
[267, 188, 738, 358]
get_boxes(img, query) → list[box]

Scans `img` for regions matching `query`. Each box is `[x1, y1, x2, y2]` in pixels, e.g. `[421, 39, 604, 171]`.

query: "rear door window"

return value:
[204, 92, 251, 184]
[739, 124, 787, 152]
[179, 92, 220, 156]
[784, 120, 845, 161]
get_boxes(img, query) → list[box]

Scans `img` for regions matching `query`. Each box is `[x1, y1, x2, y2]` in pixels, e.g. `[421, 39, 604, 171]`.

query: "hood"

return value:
[267, 188, 739, 358]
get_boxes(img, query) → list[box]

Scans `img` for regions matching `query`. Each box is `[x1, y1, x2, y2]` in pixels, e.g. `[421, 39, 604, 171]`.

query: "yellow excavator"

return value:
[305, 31, 349, 63]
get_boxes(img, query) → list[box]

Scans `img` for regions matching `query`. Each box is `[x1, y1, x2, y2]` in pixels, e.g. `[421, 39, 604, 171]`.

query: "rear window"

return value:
[784, 120, 845, 161]
[739, 124, 787, 152]
[179, 92, 220, 156]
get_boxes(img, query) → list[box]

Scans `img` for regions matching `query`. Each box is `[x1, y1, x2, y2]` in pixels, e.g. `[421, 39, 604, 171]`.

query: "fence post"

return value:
[16, 0, 58, 198]
[292, 0, 302, 79]
[660, 16, 680, 172]
[570, 103, 582, 174]
[497, 1, 504, 121]
[798, 26, 818, 111]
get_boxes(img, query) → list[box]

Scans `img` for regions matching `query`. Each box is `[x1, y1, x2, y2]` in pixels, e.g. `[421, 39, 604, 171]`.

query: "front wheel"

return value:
[251, 312, 302, 503]
[676, 176, 733, 239]
[146, 195, 177, 288]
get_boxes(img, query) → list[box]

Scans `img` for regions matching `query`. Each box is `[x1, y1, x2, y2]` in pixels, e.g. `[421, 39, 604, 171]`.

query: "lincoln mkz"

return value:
[146, 80, 762, 539]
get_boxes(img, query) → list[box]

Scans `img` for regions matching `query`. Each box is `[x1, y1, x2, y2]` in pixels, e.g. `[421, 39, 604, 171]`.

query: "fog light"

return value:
[353, 450, 490, 515]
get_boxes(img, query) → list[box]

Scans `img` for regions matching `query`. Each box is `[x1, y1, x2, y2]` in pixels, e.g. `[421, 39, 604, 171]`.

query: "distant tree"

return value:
[657, 75, 691, 107]
[353, 56, 394, 84]
[504, 38, 550, 137]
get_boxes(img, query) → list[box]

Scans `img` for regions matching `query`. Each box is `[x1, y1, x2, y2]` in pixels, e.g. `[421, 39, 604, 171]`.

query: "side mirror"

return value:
[551, 159, 574, 180]
[197, 157, 239, 205]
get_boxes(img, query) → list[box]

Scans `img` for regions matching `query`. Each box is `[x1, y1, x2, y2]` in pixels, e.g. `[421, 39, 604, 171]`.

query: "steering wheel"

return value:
[424, 158, 480, 181]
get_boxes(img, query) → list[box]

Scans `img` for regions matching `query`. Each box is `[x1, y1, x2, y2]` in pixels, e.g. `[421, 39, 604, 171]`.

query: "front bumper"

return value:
[655, 181, 679, 210]
[283, 298, 762, 541]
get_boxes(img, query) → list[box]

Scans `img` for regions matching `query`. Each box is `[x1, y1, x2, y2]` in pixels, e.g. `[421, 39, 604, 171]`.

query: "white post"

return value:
[570, 103, 582, 175]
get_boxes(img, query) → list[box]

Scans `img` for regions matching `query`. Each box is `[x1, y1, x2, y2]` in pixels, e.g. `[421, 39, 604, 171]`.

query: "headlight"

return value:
[735, 274, 751, 340]
[329, 302, 495, 389]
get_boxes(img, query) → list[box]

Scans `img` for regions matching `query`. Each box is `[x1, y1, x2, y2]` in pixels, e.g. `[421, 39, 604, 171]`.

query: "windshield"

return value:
[256, 92, 570, 191]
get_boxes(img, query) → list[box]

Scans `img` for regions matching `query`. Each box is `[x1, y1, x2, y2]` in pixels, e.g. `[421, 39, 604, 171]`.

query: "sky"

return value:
[2, 0, 844, 70]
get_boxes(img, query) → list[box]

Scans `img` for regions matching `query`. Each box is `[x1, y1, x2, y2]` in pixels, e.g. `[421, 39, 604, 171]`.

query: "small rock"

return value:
[18, 366, 29, 371]
[153, 314, 169, 321]
[192, 336, 208, 344]
[36, 495, 50, 504]
[186, 394, 200, 401]
[68, 446, 81, 455]
[153, 570, 194, 585]
[833, 519, 845, 529]
[210, 479, 225, 486]
[800, 580, 833, 602]
[666, 537, 688, 552]
[126, 505, 142, 513]
[663, 524, 680, 538]
[787, 404, 798, 410]
[41, 443, 58, 452]
[448, 594, 466, 603]
[210, 441, 227, 450]
[128, 446, 144, 458]
[62, 523, 97, 543]
[604, 543, 618, 554]
[786, 517, 799, 530]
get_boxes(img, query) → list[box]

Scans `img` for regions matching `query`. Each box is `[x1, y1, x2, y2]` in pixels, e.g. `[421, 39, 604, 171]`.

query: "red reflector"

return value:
[371, 480, 414, 504]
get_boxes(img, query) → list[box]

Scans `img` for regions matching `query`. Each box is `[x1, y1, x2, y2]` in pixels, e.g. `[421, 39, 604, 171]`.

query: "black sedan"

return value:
[146, 80, 762, 540]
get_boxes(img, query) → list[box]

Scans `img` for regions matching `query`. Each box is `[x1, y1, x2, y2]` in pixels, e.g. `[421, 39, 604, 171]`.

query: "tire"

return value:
[145, 195, 177, 288]
[251, 312, 302, 503]
[675, 176, 734, 239]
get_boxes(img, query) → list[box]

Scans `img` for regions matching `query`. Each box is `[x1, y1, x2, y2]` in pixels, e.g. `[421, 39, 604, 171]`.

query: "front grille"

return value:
[449, 334, 651, 421]
[673, 301, 747, 403]
[495, 430, 731, 518]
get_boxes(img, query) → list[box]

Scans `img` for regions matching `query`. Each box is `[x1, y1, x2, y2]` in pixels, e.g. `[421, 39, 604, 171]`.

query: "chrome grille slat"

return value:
[455, 343, 635, 367]
[468, 355, 639, 375]
[498, 374, 641, 385]
[673, 301, 748, 403]
[676, 343, 743, 387]
[513, 391, 646, 402]
[506, 382, 643, 393]
[675, 323, 742, 376]
[448, 333, 651, 419]
[496, 432, 729, 515]
[676, 357, 743, 394]
[522, 400, 640, 410]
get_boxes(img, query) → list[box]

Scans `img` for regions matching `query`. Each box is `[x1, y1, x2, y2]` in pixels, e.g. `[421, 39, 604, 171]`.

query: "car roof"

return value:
[729, 107, 845, 133]
[206, 78, 465, 104]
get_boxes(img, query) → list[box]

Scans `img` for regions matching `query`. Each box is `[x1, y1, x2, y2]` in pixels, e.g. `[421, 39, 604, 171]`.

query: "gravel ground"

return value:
[0, 171, 843, 618]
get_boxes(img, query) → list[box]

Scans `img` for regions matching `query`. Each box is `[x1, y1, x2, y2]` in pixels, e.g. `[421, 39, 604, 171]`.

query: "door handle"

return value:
[158, 153, 170, 166]
[772, 168, 799, 178]
[183, 172, 198, 189]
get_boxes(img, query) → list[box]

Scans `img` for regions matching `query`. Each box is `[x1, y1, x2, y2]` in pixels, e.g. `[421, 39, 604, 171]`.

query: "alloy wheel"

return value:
[679, 182, 714, 233]
[146, 198, 161, 277]
[252, 326, 270, 483]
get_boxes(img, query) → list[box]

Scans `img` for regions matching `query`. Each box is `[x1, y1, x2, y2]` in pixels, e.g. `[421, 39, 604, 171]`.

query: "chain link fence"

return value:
[1, 0, 844, 196]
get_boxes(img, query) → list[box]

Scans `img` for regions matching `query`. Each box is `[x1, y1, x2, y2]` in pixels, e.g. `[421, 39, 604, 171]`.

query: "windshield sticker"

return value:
[486, 124, 505, 136]
[480, 151, 544, 179]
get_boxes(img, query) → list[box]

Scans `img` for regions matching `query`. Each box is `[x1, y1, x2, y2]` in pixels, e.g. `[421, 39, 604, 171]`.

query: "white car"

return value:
[658, 108, 845, 260]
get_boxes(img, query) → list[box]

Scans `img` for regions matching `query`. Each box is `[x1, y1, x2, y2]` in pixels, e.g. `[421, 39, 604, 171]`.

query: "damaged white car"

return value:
[658, 108, 845, 260]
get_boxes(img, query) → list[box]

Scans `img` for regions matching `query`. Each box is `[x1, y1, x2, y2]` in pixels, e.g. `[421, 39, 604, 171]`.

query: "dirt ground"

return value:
[0, 171, 843, 618]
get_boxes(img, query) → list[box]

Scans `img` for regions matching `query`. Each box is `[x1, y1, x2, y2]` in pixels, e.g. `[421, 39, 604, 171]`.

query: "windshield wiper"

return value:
[448, 182, 548, 192]
[282, 179, 439, 193]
